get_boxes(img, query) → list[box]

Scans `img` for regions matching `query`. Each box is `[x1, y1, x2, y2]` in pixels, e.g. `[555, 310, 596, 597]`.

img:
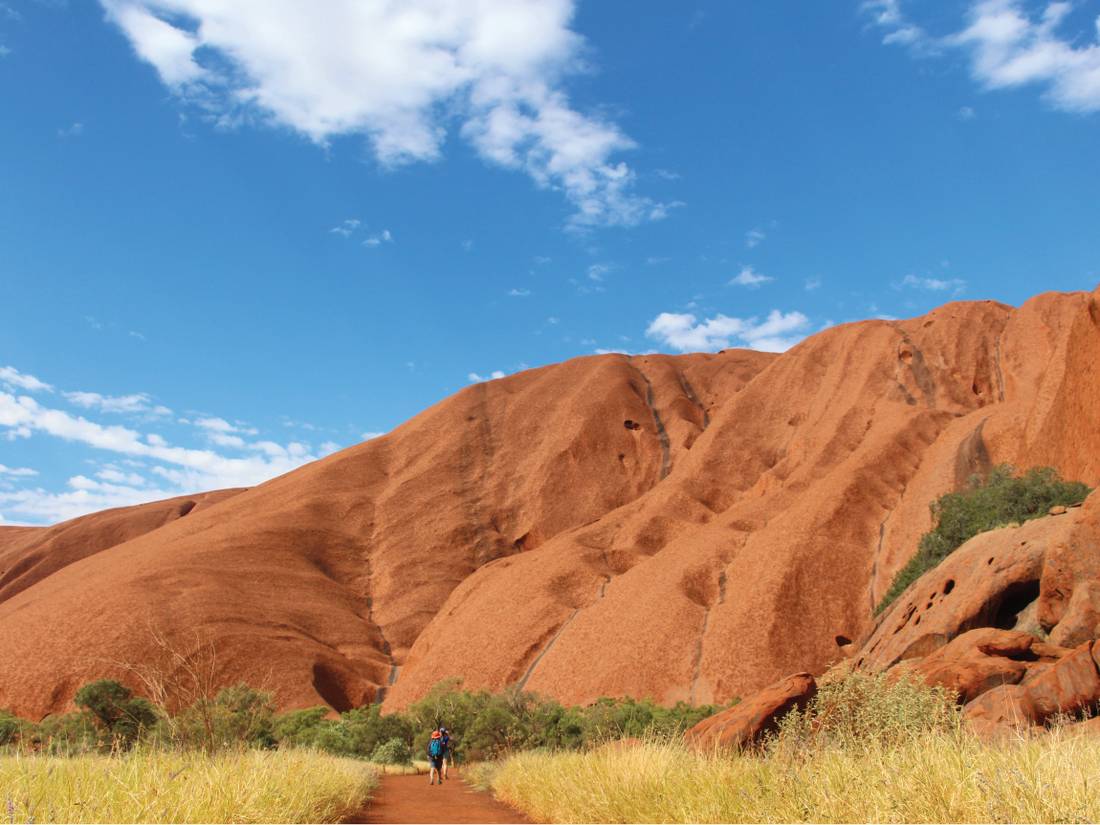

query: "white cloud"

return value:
[363, 229, 393, 247]
[508, 288, 531, 297]
[57, 122, 84, 138]
[729, 265, 774, 288]
[900, 274, 967, 292]
[361, 431, 386, 441]
[958, 105, 977, 119]
[646, 309, 811, 353]
[865, 0, 1100, 113]
[804, 276, 823, 291]
[0, 45, 10, 58]
[0, 463, 37, 478]
[0, 366, 53, 393]
[64, 390, 171, 416]
[745, 227, 766, 248]
[330, 218, 361, 237]
[587, 263, 611, 281]
[0, 389, 329, 524]
[468, 370, 507, 382]
[99, 0, 666, 227]
[193, 416, 258, 436]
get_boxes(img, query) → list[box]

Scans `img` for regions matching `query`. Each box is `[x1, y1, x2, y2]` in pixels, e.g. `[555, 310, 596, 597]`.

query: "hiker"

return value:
[440, 726, 452, 779]
[427, 729, 446, 785]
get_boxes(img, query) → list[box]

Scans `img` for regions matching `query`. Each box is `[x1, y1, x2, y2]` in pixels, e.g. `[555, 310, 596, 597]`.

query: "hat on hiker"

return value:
[431, 730, 442, 739]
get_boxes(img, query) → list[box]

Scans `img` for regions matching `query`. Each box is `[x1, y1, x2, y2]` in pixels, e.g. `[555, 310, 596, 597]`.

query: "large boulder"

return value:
[963, 684, 1037, 740]
[684, 672, 816, 751]
[1020, 642, 1100, 723]
[1038, 501, 1100, 647]
[909, 628, 1035, 703]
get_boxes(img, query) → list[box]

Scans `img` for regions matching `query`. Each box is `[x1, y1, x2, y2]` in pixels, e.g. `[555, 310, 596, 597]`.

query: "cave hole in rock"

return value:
[990, 580, 1042, 631]
[835, 634, 852, 647]
[987, 557, 995, 565]
[624, 420, 641, 431]
[311, 663, 355, 712]
[177, 500, 197, 518]
[943, 579, 955, 595]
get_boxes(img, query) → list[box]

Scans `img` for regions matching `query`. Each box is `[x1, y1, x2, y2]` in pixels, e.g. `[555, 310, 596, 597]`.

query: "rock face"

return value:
[1, 285, 1099, 719]
[845, 492, 1100, 738]
[685, 673, 817, 750]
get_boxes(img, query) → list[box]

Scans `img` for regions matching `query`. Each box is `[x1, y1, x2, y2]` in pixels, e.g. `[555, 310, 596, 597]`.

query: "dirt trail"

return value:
[352, 769, 531, 824]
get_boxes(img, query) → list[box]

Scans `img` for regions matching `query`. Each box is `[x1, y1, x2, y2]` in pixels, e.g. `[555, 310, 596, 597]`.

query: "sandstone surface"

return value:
[1, 285, 1098, 718]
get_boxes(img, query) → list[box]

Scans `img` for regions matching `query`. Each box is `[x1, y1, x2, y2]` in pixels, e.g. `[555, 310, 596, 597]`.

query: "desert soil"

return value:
[352, 768, 530, 824]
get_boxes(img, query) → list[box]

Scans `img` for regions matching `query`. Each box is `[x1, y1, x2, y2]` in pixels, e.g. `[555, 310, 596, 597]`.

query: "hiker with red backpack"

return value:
[427, 729, 446, 785]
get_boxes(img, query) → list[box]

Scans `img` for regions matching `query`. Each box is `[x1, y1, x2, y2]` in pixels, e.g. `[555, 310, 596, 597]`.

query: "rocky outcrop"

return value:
[850, 493, 1100, 739]
[684, 673, 816, 750]
[0, 285, 1098, 718]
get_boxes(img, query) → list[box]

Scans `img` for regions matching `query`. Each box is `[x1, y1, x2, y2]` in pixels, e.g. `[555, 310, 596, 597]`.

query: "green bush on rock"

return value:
[876, 465, 1090, 615]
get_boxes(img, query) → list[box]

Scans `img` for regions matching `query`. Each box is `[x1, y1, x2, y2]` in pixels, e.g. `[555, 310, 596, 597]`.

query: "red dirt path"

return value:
[353, 769, 531, 824]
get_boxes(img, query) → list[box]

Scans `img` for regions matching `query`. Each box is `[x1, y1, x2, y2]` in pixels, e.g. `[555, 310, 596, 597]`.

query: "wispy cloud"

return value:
[57, 121, 84, 138]
[0, 463, 37, 478]
[899, 274, 967, 293]
[587, 263, 611, 282]
[467, 370, 507, 382]
[64, 391, 171, 416]
[363, 229, 393, 247]
[0, 389, 337, 523]
[99, 0, 669, 228]
[330, 218, 361, 237]
[745, 227, 767, 248]
[729, 265, 774, 288]
[863, 1, 1100, 113]
[646, 309, 811, 353]
[508, 288, 532, 297]
[804, 276, 823, 291]
[0, 366, 53, 393]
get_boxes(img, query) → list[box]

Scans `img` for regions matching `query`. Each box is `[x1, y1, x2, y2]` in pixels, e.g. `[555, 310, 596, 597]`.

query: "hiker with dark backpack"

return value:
[427, 729, 446, 786]
[439, 727, 452, 780]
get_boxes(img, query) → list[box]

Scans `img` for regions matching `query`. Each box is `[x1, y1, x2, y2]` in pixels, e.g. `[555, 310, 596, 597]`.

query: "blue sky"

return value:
[1, 0, 1099, 524]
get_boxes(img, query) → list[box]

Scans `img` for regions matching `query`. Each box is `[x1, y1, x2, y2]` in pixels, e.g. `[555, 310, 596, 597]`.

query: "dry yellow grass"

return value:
[488, 730, 1100, 823]
[0, 748, 377, 823]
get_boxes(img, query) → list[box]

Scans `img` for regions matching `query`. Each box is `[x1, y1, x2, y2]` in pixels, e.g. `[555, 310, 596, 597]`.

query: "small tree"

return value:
[73, 679, 158, 750]
[370, 737, 412, 765]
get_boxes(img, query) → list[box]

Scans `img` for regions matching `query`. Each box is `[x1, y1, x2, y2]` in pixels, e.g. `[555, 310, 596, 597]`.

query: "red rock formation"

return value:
[0, 285, 1098, 719]
[684, 673, 816, 750]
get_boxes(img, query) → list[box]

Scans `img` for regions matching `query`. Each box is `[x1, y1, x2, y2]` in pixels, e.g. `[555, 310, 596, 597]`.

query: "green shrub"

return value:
[73, 679, 159, 751]
[338, 703, 414, 759]
[273, 707, 333, 748]
[370, 737, 412, 765]
[36, 711, 100, 755]
[172, 683, 276, 750]
[0, 709, 29, 747]
[877, 465, 1090, 614]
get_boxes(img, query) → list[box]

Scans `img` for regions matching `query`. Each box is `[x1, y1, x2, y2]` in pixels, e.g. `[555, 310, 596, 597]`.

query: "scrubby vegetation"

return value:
[0, 749, 376, 824]
[876, 465, 1090, 615]
[0, 677, 722, 762]
[486, 671, 1100, 823]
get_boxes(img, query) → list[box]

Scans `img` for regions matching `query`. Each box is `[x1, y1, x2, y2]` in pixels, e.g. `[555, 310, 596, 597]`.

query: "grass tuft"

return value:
[488, 731, 1100, 823]
[0, 748, 377, 823]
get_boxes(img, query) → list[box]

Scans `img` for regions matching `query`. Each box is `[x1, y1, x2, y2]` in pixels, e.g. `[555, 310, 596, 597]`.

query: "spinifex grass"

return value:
[0, 748, 377, 823]
[488, 730, 1100, 823]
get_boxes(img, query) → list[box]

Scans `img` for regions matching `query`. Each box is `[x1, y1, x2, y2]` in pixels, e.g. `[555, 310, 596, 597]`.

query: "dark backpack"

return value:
[429, 738, 444, 758]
